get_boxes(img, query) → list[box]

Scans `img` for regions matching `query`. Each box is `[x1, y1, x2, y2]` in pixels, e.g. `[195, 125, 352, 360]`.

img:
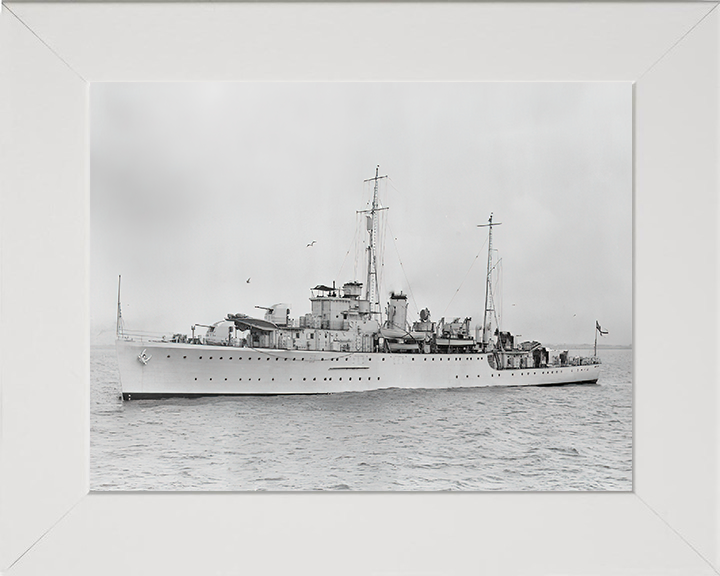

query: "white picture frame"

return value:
[0, 2, 718, 574]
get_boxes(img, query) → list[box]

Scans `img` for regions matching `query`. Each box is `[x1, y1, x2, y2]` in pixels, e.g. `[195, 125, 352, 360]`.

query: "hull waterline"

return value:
[117, 339, 600, 400]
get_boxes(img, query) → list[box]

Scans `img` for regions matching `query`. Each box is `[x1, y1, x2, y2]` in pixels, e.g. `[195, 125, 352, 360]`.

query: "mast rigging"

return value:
[478, 213, 502, 351]
[359, 165, 388, 317]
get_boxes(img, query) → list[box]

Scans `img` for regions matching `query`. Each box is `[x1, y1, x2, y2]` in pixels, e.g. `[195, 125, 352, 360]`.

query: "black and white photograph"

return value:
[90, 82, 632, 491]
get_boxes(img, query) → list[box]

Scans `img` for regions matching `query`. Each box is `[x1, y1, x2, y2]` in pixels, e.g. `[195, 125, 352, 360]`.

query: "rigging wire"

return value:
[386, 221, 420, 318]
[387, 176, 404, 196]
[490, 257, 503, 333]
[376, 192, 389, 318]
[381, 176, 422, 318]
[441, 236, 489, 318]
[495, 258, 503, 331]
[335, 213, 361, 284]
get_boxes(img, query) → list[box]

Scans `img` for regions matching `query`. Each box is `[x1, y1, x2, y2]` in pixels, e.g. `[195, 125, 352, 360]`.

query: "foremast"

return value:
[360, 165, 388, 319]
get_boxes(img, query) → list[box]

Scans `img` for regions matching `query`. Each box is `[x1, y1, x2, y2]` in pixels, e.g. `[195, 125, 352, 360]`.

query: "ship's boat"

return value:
[115, 167, 601, 399]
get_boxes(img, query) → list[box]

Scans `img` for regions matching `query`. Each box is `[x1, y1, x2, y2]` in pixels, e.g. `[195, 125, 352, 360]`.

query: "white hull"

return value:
[116, 339, 601, 400]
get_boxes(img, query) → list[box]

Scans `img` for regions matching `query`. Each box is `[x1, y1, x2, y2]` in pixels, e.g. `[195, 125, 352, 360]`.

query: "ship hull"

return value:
[116, 340, 600, 400]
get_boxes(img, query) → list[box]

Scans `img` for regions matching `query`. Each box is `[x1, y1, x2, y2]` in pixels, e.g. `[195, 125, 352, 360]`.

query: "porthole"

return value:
[199, 356, 203, 360]
[219, 357, 223, 360]
[210, 378, 212, 381]
[167, 355, 171, 358]
[313, 377, 316, 381]
[224, 378, 227, 381]
[210, 357, 213, 360]
[272, 378, 275, 381]
[194, 377, 197, 381]
[183, 356, 187, 359]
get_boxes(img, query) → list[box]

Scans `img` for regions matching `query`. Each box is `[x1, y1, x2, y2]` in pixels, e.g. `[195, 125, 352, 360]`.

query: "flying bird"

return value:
[306, 240, 316, 247]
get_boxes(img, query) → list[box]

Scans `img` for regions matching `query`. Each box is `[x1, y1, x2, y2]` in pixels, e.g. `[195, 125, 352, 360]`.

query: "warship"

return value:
[116, 167, 601, 400]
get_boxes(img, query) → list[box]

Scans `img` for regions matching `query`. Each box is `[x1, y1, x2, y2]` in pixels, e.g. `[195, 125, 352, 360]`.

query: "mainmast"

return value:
[478, 213, 501, 351]
[360, 165, 388, 317]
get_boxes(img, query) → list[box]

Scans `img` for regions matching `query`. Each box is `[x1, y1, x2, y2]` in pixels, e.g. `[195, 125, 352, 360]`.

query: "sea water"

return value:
[91, 346, 632, 491]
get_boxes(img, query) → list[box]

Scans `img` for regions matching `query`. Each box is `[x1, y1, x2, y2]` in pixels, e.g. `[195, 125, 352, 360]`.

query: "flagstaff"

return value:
[594, 320, 608, 357]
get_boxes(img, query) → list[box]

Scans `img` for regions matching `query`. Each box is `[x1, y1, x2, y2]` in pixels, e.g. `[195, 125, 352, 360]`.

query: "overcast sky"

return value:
[91, 82, 631, 347]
